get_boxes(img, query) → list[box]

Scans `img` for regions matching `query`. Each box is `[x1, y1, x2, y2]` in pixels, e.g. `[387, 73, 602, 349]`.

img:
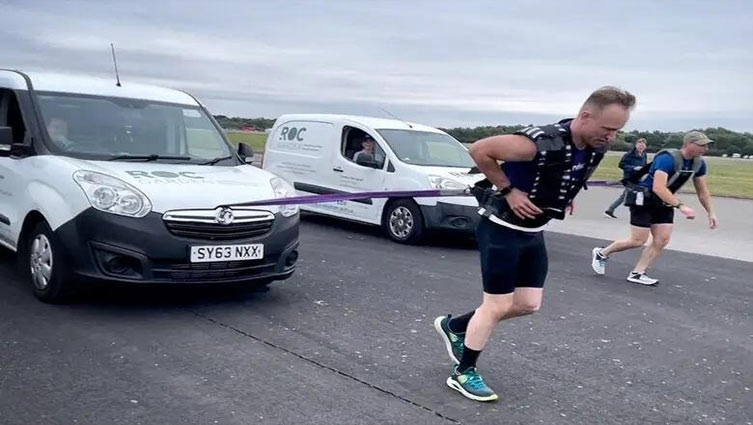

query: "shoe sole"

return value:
[591, 248, 606, 275]
[603, 213, 617, 219]
[446, 377, 499, 402]
[627, 278, 659, 286]
[434, 316, 460, 364]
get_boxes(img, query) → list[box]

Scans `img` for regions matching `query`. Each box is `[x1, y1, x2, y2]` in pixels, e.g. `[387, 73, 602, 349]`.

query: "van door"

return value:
[329, 125, 388, 223]
[0, 88, 33, 250]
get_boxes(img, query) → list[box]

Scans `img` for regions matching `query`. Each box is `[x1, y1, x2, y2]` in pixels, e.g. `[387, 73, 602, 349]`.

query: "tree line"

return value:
[214, 115, 753, 157]
[441, 125, 753, 156]
[214, 115, 276, 131]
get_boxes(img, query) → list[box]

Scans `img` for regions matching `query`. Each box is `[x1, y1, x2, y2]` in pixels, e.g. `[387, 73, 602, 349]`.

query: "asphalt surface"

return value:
[1, 215, 751, 425]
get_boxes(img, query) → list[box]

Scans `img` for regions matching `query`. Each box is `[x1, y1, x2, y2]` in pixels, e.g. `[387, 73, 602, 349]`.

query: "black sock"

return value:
[457, 345, 481, 373]
[448, 311, 475, 333]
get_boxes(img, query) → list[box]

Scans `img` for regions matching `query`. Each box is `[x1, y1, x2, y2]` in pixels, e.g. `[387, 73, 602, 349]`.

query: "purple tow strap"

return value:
[227, 180, 622, 208]
[230, 188, 469, 207]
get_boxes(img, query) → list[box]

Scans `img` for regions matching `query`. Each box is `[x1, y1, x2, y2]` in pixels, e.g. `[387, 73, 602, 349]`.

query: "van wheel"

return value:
[24, 222, 73, 303]
[384, 200, 424, 244]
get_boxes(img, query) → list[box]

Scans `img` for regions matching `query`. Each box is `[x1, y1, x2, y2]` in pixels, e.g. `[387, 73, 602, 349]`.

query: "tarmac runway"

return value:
[1, 210, 750, 424]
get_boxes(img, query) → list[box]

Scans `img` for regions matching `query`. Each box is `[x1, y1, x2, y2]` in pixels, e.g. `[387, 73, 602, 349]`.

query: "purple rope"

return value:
[228, 180, 622, 207]
[230, 189, 468, 207]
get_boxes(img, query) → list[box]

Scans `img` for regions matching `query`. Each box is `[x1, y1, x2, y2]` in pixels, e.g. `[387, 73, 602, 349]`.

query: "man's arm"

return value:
[693, 176, 718, 229]
[652, 171, 695, 219]
[468, 135, 536, 188]
[469, 134, 541, 219]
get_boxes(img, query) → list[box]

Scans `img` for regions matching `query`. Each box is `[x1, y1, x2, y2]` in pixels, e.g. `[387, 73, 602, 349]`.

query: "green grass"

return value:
[591, 153, 753, 199]
[226, 131, 268, 152]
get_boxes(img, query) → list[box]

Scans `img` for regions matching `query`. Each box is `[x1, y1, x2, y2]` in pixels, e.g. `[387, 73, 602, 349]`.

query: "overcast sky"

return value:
[2, 0, 752, 131]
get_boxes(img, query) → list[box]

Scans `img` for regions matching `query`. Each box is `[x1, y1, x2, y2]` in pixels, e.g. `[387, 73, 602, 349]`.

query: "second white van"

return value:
[262, 114, 484, 243]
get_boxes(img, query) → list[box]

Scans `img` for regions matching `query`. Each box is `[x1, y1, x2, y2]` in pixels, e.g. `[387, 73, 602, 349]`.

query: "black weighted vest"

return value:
[472, 124, 604, 229]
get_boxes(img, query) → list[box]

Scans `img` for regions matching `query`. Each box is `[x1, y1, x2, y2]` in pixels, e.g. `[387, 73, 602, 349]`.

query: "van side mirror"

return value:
[0, 127, 13, 157]
[238, 143, 254, 164]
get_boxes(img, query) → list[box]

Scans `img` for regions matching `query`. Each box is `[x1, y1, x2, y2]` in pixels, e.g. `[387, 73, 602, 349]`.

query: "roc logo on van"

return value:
[215, 207, 234, 225]
[279, 126, 306, 141]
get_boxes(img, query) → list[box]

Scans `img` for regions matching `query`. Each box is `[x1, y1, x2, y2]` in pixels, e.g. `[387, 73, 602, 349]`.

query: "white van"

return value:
[262, 114, 484, 243]
[0, 70, 300, 303]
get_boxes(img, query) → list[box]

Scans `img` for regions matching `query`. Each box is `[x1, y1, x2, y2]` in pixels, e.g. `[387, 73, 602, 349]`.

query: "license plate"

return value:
[190, 244, 264, 263]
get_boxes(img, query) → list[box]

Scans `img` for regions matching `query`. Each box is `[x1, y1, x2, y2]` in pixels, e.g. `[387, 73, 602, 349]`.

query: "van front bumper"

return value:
[54, 208, 299, 285]
[420, 202, 480, 233]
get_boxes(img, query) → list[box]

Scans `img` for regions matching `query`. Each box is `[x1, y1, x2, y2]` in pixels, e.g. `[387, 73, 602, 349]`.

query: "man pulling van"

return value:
[0, 70, 299, 303]
[262, 114, 484, 243]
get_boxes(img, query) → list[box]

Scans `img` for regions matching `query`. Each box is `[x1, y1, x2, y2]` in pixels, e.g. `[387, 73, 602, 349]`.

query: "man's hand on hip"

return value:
[505, 189, 543, 220]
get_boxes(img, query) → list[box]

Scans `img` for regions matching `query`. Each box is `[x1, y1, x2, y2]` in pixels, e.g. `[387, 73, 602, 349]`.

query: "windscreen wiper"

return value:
[198, 155, 234, 165]
[108, 154, 192, 162]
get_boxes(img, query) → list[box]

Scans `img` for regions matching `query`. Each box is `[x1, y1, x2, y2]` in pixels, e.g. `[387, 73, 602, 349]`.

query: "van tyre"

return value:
[384, 199, 424, 244]
[24, 222, 73, 303]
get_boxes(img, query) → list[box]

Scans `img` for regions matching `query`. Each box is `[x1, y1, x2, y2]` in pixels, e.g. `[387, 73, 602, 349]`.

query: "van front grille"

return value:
[162, 208, 275, 241]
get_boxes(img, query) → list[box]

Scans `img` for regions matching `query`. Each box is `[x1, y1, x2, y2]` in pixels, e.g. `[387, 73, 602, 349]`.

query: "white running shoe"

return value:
[591, 247, 608, 275]
[626, 272, 659, 286]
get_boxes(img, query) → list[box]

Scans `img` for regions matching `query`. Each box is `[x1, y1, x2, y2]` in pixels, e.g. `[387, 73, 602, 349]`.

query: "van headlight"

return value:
[270, 177, 298, 217]
[73, 170, 152, 218]
[427, 175, 467, 190]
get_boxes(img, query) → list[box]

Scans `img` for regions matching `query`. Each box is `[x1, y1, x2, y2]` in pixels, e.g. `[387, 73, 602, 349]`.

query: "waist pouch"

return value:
[624, 184, 665, 207]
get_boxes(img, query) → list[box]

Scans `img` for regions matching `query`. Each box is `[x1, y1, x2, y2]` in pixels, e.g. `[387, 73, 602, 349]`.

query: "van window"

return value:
[35, 92, 236, 165]
[341, 126, 385, 168]
[0, 89, 28, 145]
[376, 129, 473, 168]
[183, 109, 227, 158]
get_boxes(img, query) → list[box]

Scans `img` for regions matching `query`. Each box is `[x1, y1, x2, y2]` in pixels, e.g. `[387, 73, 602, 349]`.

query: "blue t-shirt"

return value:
[638, 152, 707, 189]
[504, 120, 590, 192]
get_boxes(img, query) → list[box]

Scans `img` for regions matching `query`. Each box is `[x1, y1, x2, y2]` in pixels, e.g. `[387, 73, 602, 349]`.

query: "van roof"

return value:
[276, 114, 446, 134]
[0, 70, 199, 106]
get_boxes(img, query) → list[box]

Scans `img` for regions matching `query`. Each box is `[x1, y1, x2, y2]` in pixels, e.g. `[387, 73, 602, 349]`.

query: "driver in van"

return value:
[46, 117, 74, 150]
[353, 134, 384, 165]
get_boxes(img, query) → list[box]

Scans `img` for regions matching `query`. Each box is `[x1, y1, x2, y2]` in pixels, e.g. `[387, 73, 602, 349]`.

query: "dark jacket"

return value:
[618, 148, 648, 180]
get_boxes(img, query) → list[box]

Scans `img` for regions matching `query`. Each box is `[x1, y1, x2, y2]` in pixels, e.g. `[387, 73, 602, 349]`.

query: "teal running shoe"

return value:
[446, 366, 499, 402]
[434, 315, 464, 364]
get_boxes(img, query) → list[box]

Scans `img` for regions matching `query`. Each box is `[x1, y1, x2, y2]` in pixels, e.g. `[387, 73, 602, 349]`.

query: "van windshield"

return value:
[36, 92, 238, 165]
[376, 129, 474, 168]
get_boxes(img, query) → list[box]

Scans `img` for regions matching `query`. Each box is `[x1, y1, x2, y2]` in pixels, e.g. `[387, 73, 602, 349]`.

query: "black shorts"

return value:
[629, 205, 674, 228]
[476, 217, 548, 295]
